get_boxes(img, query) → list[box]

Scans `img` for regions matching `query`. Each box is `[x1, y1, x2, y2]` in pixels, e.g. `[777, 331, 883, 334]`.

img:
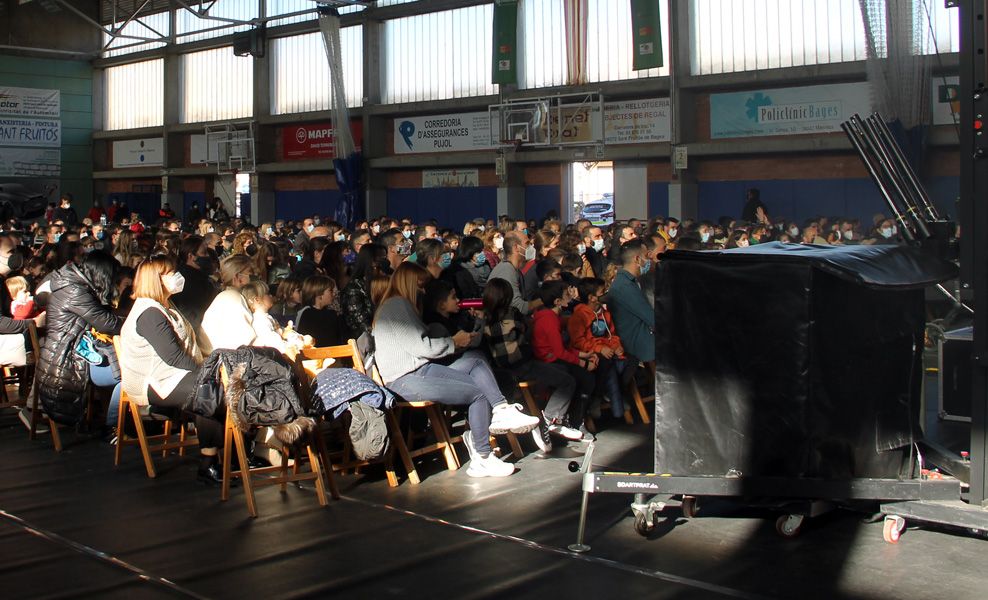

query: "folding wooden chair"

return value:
[627, 361, 656, 425]
[0, 322, 37, 410]
[24, 323, 75, 451]
[350, 339, 461, 485]
[219, 362, 337, 518]
[111, 336, 199, 477]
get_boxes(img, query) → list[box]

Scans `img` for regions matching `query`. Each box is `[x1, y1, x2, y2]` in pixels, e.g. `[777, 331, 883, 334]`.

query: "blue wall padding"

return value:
[648, 182, 669, 219]
[525, 185, 561, 223]
[387, 187, 497, 228]
[275, 190, 342, 221]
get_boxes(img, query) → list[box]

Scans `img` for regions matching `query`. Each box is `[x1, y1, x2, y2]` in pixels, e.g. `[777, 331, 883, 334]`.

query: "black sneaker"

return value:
[533, 418, 552, 453]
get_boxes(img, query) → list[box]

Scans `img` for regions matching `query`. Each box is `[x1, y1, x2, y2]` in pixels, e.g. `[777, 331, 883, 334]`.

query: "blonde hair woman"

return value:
[200, 254, 255, 352]
[120, 255, 225, 484]
[371, 262, 539, 478]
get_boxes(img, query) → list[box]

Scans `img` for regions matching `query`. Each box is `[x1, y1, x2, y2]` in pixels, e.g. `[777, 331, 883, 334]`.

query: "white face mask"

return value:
[335, 233, 346, 242]
[494, 236, 504, 250]
[789, 227, 799, 237]
[736, 238, 749, 248]
[700, 231, 711, 243]
[524, 244, 537, 261]
[891, 225, 898, 235]
[372, 224, 380, 234]
[880, 228, 893, 238]
[577, 243, 586, 255]
[163, 272, 186, 294]
[843, 230, 853, 241]
[306, 225, 314, 233]
[592, 239, 605, 252]
[668, 228, 678, 238]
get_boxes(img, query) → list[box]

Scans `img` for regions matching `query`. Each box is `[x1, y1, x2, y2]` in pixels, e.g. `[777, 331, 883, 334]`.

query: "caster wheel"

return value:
[883, 516, 905, 544]
[568, 461, 580, 473]
[775, 514, 805, 538]
[681, 496, 699, 519]
[634, 512, 655, 536]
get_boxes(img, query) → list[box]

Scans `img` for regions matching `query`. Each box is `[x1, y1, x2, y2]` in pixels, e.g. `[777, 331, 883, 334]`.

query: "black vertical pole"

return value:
[956, 0, 988, 506]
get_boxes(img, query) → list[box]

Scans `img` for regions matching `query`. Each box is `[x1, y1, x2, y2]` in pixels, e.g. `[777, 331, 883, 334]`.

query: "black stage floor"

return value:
[0, 411, 984, 600]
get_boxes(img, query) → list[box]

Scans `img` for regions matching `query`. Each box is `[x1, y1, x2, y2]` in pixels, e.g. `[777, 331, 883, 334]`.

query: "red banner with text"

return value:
[282, 120, 363, 160]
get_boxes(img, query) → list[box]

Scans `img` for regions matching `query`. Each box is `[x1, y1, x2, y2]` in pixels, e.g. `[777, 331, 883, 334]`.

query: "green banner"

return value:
[630, 0, 663, 71]
[492, 0, 518, 85]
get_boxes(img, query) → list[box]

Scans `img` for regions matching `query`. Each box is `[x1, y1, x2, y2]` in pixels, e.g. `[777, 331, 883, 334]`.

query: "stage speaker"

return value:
[233, 25, 266, 58]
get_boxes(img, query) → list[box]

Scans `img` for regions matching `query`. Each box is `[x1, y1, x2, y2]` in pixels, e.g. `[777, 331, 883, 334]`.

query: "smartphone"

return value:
[458, 298, 483, 309]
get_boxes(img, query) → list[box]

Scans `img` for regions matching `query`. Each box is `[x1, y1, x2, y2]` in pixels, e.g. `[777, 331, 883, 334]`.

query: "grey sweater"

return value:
[372, 297, 455, 384]
[489, 260, 529, 316]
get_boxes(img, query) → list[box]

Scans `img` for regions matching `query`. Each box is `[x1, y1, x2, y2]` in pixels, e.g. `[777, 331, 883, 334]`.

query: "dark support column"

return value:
[667, 0, 697, 222]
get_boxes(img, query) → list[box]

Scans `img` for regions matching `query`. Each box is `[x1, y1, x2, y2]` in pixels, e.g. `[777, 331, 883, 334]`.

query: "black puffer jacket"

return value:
[38, 264, 123, 425]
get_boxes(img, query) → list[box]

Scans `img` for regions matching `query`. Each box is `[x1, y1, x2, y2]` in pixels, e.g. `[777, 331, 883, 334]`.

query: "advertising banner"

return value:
[0, 147, 60, 177]
[710, 83, 871, 138]
[492, 0, 519, 85]
[0, 86, 60, 118]
[395, 112, 494, 154]
[630, 0, 663, 70]
[0, 117, 61, 148]
[604, 97, 670, 143]
[423, 168, 480, 188]
[112, 138, 164, 168]
[932, 76, 960, 126]
[282, 121, 364, 160]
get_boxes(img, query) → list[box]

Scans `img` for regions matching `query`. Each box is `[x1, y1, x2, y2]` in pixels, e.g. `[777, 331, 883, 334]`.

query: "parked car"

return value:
[579, 194, 615, 226]
[0, 182, 48, 222]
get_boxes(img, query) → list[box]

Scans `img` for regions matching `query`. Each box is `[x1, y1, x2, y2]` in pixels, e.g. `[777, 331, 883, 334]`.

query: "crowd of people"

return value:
[0, 189, 907, 481]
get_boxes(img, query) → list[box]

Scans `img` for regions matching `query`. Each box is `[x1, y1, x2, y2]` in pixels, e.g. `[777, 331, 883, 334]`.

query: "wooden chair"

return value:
[1, 323, 37, 410]
[627, 361, 655, 425]
[219, 361, 337, 518]
[24, 323, 74, 450]
[111, 336, 199, 477]
[350, 339, 461, 485]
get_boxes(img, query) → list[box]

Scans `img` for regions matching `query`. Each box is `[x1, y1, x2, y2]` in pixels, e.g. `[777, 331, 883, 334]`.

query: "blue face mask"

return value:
[53, 233, 62, 243]
[640, 258, 652, 276]
[438, 253, 452, 269]
[700, 231, 711, 243]
[473, 253, 487, 267]
[590, 318, 609, 338]
[402, 230, 413, 239]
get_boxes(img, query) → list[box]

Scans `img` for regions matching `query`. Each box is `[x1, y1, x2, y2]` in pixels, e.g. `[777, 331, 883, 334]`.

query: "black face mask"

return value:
[245, 244, 258, 257]
[196, 256, 213, 272]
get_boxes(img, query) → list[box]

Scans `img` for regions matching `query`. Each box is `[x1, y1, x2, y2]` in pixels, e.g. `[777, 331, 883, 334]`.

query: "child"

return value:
[483, 278, 582, 443]
[241, 280, 288, 354]
[296, 275, 344, 347]
[270, 276, 302, 327]
[531, 280, 598, 434]
[568, 277, 627, 419]
[6, 276, 39, 319]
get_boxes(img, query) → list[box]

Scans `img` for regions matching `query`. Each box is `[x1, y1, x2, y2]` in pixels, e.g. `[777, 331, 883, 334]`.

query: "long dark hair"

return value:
[457, 235, 484, 263]
[352, 243, 387, 283]
[79, 250, 120, 306]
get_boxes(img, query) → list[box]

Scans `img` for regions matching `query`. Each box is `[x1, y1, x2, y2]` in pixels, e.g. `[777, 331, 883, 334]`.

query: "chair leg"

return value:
[130, 403, 156, 478]
[315, 433, 340, 500]
[632, 384, 651, 424]
[232, 424, 258, 518]
[178, 422, 187, 457]
[384, 444, 399, 488]
[306, 443, 329, 507]
[506, 433, 524, 460]
[521, 386, 541, 419]
[280, 446, 290, 493]
[114, 397, 128, 466]
[221, 423, 233, 502]
[387, 409, 419, 485]
[48, 419, 62, 452]
[28, 384, 39, 440]
[162, 420, 172, 457]
[428, 405, 460, 471]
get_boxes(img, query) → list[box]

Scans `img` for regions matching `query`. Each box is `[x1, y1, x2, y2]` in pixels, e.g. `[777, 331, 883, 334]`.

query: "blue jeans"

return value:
[597, 357, 626, 417]
[389, 353, 506, 455]
[90, 364, 122, 427]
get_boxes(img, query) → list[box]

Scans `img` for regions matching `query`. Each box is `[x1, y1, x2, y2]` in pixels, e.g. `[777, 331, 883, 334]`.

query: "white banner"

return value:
[710, 83, 872, 138]
[0, 118, 61, 148]
[423, 168, 480, 188]
[395, 112, 493, 154]
[0, 147, 60, 177]
[113, 138, 164, 168]
[603, 98, 671, 144]
[0, 86, 60, 118]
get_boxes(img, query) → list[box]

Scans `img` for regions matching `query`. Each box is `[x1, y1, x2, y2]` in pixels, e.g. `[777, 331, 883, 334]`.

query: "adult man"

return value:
[658, 217, 679, 244]
[170, 235, 218, 328]
[293, 217, 315, 255]
[609, 240, 654, 364]
[52, 195, 78, 227]
[379, 228, 409, 272]
[581, 226, 606, 276]
[741, 188, 770, 224]
[608, 223, 638, 263]
[489, 231, 542, 316]
[351, 229, 372, 255]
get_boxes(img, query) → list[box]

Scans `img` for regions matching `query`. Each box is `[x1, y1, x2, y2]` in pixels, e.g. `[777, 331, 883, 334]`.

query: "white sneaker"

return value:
[489, 403, 539, 435]
[462, 428, 480, 464]
[466, 453, 515, 478]
[19, 407, 48, 433]
[548, 421, 584, 441]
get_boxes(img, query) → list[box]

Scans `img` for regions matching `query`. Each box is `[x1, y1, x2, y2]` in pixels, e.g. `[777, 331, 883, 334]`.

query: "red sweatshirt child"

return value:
[532, 308, 582, 366]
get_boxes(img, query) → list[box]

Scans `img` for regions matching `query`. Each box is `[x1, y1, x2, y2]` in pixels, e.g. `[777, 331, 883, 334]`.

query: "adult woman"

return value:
[340, 243, 388, 340]
[372, 262, 539, 478]
[112, 229, 138, 268]
[292, 237, 328, 280]
[37, 251, 123, 425]
[200, 255, 255, 352]
[441, 235, 484, 300]
[481, 229, 503, 269]
[120, 256, 225, 483]
[414, 238, 447, 280]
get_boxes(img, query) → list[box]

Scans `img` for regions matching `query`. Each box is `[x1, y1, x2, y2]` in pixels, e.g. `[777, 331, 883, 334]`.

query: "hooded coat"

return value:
[38, 263, 123, 424]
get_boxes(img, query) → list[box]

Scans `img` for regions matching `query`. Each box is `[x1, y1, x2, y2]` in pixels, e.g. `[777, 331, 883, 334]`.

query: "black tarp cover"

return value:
[653, 242, 958, 480]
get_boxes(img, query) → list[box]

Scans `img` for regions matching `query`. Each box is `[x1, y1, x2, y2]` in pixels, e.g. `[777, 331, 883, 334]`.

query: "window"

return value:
[104, 59, 165, 130]
[918, 0, 960, 54]
[181, 48, 253, 123]
[382, 4, 496, 104]
[586, 0, 669, 82]
[520, 0, 567, 89]
[265, 0, 364, 28]
[270, 28, 364, 114]
[690, 0, 868, 75]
